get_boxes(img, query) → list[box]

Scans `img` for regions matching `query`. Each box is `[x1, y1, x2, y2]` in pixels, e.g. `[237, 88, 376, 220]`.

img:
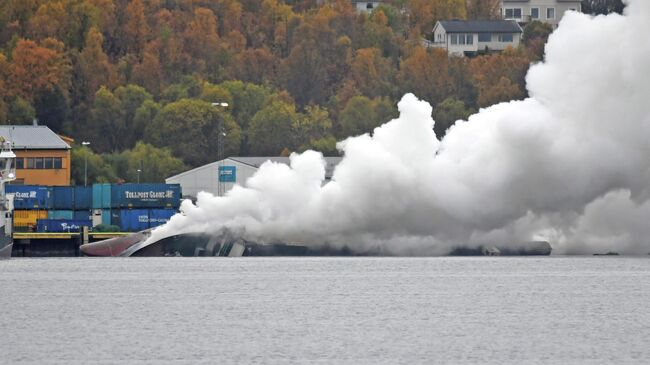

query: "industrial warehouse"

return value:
[166, 156, 342, 199]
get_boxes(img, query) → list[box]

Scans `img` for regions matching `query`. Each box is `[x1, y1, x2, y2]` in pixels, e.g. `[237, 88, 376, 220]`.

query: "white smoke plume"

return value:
[150, 0, 650, 255]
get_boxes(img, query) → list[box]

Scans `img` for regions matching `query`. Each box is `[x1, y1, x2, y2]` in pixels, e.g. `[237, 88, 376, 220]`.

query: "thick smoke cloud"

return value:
[150, 0, 650, 254]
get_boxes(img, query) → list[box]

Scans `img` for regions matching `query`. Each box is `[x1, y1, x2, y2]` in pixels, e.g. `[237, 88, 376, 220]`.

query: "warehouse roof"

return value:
[435, 20, 523, 34]
[0, 126, 71, 150]
[168, 156, 343, 181]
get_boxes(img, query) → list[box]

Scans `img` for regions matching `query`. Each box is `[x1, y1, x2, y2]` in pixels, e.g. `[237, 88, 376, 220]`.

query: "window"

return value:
[459, 34, 466, 45]
[531, 8, 539, 19]
[43, 157, 53, 169]
[15, 158, 24, 169]
[504, 8, 522, 19]
[498, 33, 514, 42]
[366, 2, 373, 9]
[466, 34, 473, 45]
[547, 7, 555, 19]
[478, 33, 491, 42]
[450, 34, 458, 45]
[24, 157, 62, 169]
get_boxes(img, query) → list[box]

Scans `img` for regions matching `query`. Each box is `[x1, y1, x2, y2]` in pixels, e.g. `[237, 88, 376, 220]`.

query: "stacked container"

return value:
[6, 185, 52, 231]
[108, 183, 180, 231]
[8, 183, 181, 232]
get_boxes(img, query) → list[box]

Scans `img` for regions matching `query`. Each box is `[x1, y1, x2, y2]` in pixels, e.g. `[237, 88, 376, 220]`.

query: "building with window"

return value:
[0, 126, 71, 186]
[430, 20, 523, 57]
[351, 1, 383, 13]
[500, 0, 582, 28]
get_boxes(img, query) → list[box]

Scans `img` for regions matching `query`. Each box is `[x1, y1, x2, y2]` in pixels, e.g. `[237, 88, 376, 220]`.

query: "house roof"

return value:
[436, 20, 523, 33]
[0, 125, 71, 150]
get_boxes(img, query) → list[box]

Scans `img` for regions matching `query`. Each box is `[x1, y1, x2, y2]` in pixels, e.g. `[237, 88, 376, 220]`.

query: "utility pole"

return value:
[82, 141, 91, 186]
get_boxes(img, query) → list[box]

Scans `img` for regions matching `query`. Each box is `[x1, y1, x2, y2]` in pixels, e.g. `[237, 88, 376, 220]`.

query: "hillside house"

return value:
[431, 20, 523, 57]
[501, 0, 582, 28]
[351, 1, 383, 13]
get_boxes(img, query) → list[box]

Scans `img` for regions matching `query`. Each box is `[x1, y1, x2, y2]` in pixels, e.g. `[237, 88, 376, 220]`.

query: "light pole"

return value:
[81, 141, 90, 186]
[212, 103, 228, 196]
[136, 169, 141, 183]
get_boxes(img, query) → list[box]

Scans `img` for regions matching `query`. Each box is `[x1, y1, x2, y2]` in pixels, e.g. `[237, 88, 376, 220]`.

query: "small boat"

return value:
[0, 138, 17, 259]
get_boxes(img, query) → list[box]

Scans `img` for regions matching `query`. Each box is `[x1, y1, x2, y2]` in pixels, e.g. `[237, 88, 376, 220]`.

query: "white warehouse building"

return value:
[166, 157, 343, 199]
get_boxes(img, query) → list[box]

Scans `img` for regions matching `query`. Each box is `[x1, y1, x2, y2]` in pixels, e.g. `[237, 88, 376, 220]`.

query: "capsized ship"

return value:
[0, 138, 16, 258]
[80, 228, 552, 257]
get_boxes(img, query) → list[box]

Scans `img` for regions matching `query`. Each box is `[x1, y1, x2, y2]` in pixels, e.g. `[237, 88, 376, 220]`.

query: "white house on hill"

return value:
[431, 20, 523, 57]
[351, 1, 383, 13]
[500, 0, 582, 28]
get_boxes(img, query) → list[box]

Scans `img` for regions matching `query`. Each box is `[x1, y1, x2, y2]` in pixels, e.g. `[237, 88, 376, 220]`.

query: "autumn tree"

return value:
[77, 27, 116, 101]
[9, 39, 71, 104]
[397, 47, 453, 106]
[124, 0, 149, 56]
[350, 47, 396, 99]
[469, 48, 530, 107]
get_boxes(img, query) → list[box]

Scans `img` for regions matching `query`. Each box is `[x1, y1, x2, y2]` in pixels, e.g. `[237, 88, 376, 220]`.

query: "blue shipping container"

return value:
[115, 209, 150, 232]
[74, 210, 91, 221]
[74, 186, 92, 210]
[101, 209, 111, 226]
[6, 185, 52, 210]
[92, 184, 111, 209]
[36, 219, 92, 233]
[149, 209, 176, 228]
[52, 186, 74, 210]
[110, 184, 181, 209]
[47, 210, 74, 220]
[111, 209, 177, 232]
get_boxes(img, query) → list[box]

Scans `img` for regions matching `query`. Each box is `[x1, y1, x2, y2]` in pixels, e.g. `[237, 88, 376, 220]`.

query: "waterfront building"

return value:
[0, 126, 71, 186]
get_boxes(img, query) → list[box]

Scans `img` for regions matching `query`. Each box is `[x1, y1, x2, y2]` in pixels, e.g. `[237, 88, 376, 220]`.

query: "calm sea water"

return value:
[1, 257, 649, 364]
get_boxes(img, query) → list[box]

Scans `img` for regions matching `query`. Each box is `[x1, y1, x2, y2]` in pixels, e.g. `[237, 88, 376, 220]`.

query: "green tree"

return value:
[70, 144, 116, 185]
[249, 99, 298, 155]
[146, 99, 241, 167]
[113, 142, 186, 183]
[7, 97, 35, 124]
[339, 96, 374, 137]
[433, 97, 474, 138]
[293, 105, 334, 152]
[114, 84, 152, 148]
[90, 86, 122, 152]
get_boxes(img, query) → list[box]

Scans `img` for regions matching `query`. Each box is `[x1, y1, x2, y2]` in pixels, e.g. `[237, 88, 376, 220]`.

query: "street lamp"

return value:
[136, 169, 141, 183]
[81, 141, 90, 186]
[212, 102, 229, 196]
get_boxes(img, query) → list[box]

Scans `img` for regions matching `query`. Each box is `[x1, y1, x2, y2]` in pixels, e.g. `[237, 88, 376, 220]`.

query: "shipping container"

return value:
[6, 185, 52, 210]
[52, 186, 74, 210]
[92, 183, 111, 209]
[110, 208, 177, 232]
[113, 209, 150, 232]
[74, 186, 92, 210]
[110, 183, 181, 209]
[149, 209, 176, 227]
[13, 210, 48, 230]
[36, 219, 92, 233]
[101, 209, 111, 226]
[47, 210, 74, 220]
[74, 210, 91, 221]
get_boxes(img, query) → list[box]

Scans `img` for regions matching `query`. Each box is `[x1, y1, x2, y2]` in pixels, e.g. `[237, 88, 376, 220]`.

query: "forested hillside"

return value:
[0, 0, 554, 184]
